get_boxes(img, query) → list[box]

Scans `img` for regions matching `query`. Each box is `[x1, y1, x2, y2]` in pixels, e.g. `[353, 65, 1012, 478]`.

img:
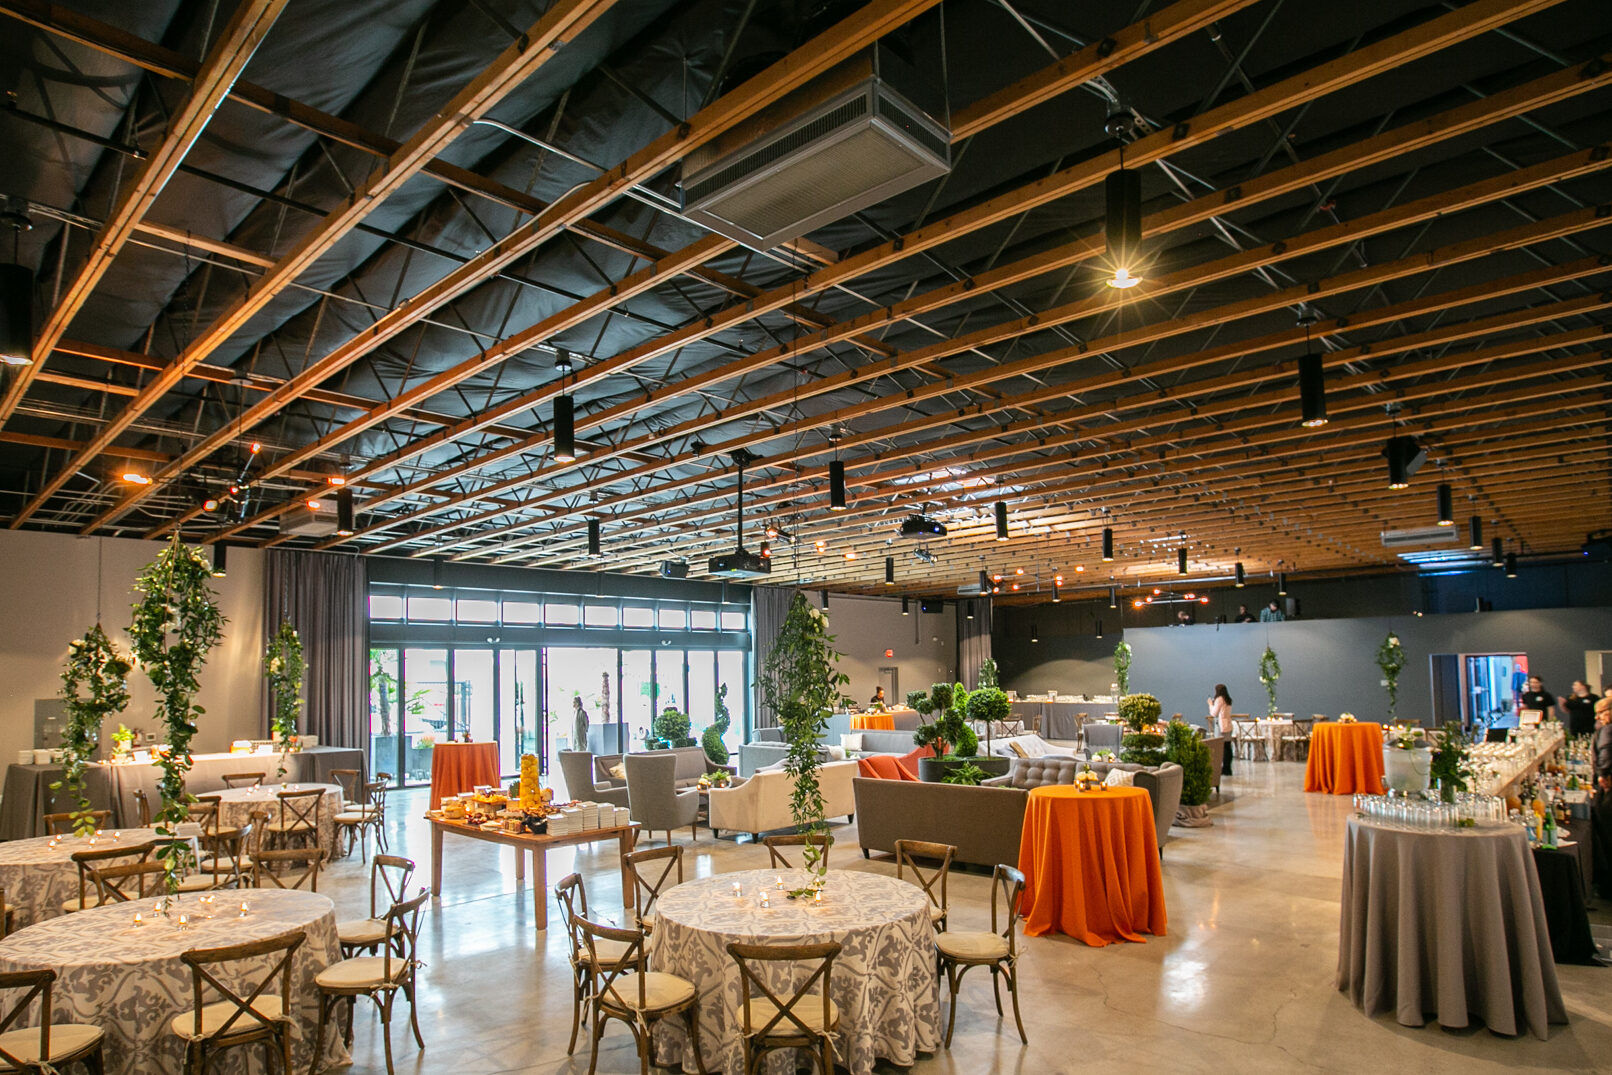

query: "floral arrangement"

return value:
[264, 621, 304, 778]
[1092, 749, 1117, 762]
[417, 732, 436, 748]
[1376, 633, 1406, 719]
[1429, 724, 1472, 803]
[129, 537, 227, 895]
[1338, 712, 1357, 723]
[52, 625, 133, 836]
[1113, 641, 1133, 694]
[1389, 725, 1428, 750]
[1258, 646, 1281, 717]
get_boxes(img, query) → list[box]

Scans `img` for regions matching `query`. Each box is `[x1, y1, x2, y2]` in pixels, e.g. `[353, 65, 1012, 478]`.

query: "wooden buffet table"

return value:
[427, 816, 639, 933]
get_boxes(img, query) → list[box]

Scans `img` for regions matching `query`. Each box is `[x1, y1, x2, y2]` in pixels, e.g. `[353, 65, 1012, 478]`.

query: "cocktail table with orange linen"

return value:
[851, 712, 895, 730]
[428, 741, 501, 808]
[1016, 785, 1166, 945]
[1304, 722, 1385, 794]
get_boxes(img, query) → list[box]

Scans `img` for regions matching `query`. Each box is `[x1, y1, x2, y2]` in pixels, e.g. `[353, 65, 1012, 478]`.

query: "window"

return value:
[622, 605, 654, 628]
[456, 598, 499, 623]
[406, 595, 452, 621]
[370, 594, 404, 620]
[503, 599, 541, 624]
[657, 607, 687, 630]
[690, 608, 718, 630]
[544, 599, 581, 626]
[584, 604, 619, 628]
[721, 608, 748, 631]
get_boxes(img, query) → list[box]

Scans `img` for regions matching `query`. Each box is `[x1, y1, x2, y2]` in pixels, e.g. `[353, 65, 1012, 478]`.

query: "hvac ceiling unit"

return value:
[1380, 526, 1459, 549]
[280, 498, 339, 538]
[708, 450, 771, 579]
[680, 46, 950, 251]
[898, 514, 947, 539]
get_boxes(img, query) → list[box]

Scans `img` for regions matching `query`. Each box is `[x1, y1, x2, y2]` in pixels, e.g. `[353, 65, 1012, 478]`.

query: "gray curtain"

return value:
[957, 597, 993, 689]
[750, 585, 797, 732]
[264, 550, 368, 750]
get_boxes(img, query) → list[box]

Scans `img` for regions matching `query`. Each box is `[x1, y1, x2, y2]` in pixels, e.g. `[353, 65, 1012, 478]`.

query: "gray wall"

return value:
[821, 593, 955, 705]
[1122, 607, 1612, 727]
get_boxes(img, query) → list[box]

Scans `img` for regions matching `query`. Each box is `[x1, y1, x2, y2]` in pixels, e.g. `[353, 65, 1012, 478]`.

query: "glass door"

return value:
[545, 647, 621, 771]
[402, 648, 449, 784]
[498, 648, 542, 775]
[368, 648, 402, 784]
[455, 649, 497, 746]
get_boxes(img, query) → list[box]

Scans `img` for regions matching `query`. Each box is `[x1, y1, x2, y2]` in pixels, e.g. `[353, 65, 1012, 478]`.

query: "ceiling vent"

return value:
[680, 46, 950, 251]
[280, 498, 338, 538]
[1380, 526, 1459, 549]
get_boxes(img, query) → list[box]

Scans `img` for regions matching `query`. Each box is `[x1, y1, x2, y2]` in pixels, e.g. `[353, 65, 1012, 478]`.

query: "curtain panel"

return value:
[749, 585, 797, 731]
[263, 550, 368, 751]
[957, 597, 994, 689]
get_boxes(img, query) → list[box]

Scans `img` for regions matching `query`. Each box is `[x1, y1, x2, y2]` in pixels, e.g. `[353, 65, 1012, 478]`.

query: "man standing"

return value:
[1519, 675, 1561, 721]
[1234, 604, 1257, 623]
[1258, 600, 1285, 622]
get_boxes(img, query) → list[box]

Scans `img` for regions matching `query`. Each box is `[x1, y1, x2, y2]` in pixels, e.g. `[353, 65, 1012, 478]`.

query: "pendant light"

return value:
[828, 460, 847, 511]
[1108, 586, 1118, 609]
[1435, 483, 1453, 527]
[431, 557, 445, 590]
[335, 489, 355, 536]
[1104, 139, 1142, 289]
[587, 518, 601, 557]
[1234, 562, 1245, 588]
[1101, 527, 1114, 562]
[552, 393, 576, 463]
[1277, 572, 1289, 596]
[901, 596, 910, 616]
[1468, 515, 1483, 552]
[1491, 536, 1504, 568]
[977, 569, 990, 596]
[1504, 552, 1518, 578]
[1095, 619, 1104, 639]
[1030, 623, 1040, 643]
[1177, 547, 1188, 574]
[994, 502, 1009, 542]
[0, 200, 34, 366]
[1297, 315, 1326, 427]
[821, 589, 829, 610]
[884, 556, 895, 585]
[210, 543, 227, 578]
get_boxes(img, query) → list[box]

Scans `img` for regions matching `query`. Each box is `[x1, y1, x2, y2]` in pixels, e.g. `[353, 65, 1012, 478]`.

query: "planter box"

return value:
[918, 755, 1011, 783]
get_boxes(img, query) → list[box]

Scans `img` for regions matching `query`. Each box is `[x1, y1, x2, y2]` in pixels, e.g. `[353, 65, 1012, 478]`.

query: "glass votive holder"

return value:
[812, 889, 824, 905]
[132, 911, 144, 927]
[238, 900, 251, 918]
[758, 892, 771, 909]
[774, 876, 784, 890]
[176, 913, 189, 929]
[731, 882, 742, 899]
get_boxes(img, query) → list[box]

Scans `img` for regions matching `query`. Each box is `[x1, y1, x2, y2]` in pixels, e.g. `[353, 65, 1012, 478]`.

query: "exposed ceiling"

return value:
[1, 0, 1609, 604]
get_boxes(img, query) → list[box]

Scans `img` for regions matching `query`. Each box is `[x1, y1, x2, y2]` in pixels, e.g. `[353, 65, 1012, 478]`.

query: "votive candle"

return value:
[132, 912, 143, 927]
[731, 882, 742, 898]
[239, 900, 250, 917]
[759, 893, 770, 908]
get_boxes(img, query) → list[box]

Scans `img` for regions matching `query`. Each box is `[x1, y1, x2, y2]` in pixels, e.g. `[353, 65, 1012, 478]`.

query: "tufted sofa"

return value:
[983, 758, 1185, 851]
[853, 777, 1028, 869]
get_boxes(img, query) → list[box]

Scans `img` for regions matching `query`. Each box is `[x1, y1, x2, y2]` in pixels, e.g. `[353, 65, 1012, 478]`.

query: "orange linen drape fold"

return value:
[1303, 722, 1385, 794]
[429, 741, 501, 809]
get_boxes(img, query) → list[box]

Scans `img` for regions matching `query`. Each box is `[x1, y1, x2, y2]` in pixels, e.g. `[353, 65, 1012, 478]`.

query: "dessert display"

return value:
[426, 756, 631, 835]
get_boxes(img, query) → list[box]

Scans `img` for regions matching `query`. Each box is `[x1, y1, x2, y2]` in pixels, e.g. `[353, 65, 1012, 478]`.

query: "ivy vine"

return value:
[1113, 641, 1132, 694]
[264, 621, 305, 778]
[1376, 632, 1406, 720]
[758, 593, 850, 894]
[52, 625, 133, 836]
[1258, 646, 1281, 717]
[129, 537, 227, 894]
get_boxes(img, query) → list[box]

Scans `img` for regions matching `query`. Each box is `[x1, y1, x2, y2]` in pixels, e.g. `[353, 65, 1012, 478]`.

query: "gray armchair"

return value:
[625, 752, 700, 844]
[1083, 724, 1124, 751]
[557, 751, 630, 807]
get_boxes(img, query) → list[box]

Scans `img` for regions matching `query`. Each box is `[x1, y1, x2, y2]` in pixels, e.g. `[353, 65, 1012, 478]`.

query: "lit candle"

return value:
[177, 914, 189, 928]
[132, 912, 143, 927]
[813, 889, 823, 904]
[759, 893, 770, 908]
[239, 900, 250, 917]
[775, 876, 783, 889]
[731, 882, 742, 898]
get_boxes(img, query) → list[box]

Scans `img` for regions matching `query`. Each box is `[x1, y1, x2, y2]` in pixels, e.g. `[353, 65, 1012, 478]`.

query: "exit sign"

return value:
[884, 648, 894, 658]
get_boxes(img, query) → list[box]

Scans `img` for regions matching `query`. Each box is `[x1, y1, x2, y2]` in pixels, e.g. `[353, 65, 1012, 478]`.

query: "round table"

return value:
[650, 868, 941, 1075]
[1016, 785, 1166, 945]
[428, 742, 501, 809]
[0, 888, 350, 1074]
[0, 826, 195, 929]
[205, 783, 343, 859]
[1304, 722, 1385, 794]
[1338, 817, 1565, 1038]
[849, 713, 894, 731]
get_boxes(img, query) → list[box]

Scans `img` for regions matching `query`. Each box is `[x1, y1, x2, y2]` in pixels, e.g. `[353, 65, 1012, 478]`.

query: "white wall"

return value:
[821, 593, 956, 705]
[0, 529, 265, 764]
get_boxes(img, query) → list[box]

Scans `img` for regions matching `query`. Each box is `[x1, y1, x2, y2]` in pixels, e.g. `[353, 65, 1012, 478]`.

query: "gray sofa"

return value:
[853, 777, 1028, 870]
[983, 757, 1184, 852]
[596, 746, 729, 790]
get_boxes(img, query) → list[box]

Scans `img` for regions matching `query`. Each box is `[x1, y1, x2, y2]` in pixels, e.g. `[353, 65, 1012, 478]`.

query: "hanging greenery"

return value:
[758, 593, 850, 896]
[51, 625, 133, 836]
[129, 537, 227, 895]
[264, 621, 304, 778]
[1376, 632, 1406, 720]
[702, 683, 731, 767]
[1113, 641, 1133, 694]
[1259, 646, 1281, 717]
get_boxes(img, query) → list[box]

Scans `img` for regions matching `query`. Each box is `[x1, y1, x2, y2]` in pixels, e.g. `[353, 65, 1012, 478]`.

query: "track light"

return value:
[553, 394, 576, 462]
[1468, 515, 1483, 552]
[210, 543, 227, 578]
[994, 502, 1009, 542]
[1104, 164, 1142, 289]
[1435, 483, 1453, 526]
[828, 460, 847, 511]
[1504, 552, 1518, 578]
[1278, 572, 1289, 596]
[1234, 562, 1245, 588]
[1177, 547, 1188, 574]
[1298, 351, 1327, 427]
[901, 596, 910, 616]
[1101, 527, 1114, 562]
[120, 470, 151, 485]
[884, 556, 895, 585]
[336, 489, 355, 536]
[587, 518, 601, 557]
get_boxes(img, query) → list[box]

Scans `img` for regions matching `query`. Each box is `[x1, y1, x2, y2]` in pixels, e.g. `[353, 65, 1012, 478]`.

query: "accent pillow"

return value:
[609, 764, 627, 781]
[826, 745, 847, 761]
[1007, 741, 1029, 758]
[840, 733, 864, 753]
[1104, 768, 1135, 787]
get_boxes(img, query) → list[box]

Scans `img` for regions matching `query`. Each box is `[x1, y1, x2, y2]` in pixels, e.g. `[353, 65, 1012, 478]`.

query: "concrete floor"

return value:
[319, 760, 1612, 1075]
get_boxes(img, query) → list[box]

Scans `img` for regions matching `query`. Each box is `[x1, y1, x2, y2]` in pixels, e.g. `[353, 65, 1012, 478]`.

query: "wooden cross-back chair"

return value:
[43, 810, 111, 836]
[337, 855, 415, 958]
[575, 915, 706, 1075]
[894, 839, 956, 932]
[762, 832, 831, 871]
[66, 842, 162, 913]
[220, 772, 264, 789]
[936, 864, 1027, 1047]
[726, 940, 841, 1075]
[309, 889, 429, 1075]
[172, 929, 305, 1075]
[0, 968, 106, 1073]
[251, 847, 321, 892]
[623, 844, 682, 936]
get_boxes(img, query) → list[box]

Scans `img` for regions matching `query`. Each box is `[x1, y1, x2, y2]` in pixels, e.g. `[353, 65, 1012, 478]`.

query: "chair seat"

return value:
[61, 893, 109, 913]
[745, 993, 839, 1034]
[333, 811, 372, 825]
[936, 931, 1011, 962]
[168, 996, 286, 1040]
[336, 917, 395, 948]
[316, 956, 409, 991]
[0, 1023, 104, 1063]
[175, 873, 222, 892]
[600, 971, 695, 1012]
[581, 936, 634, 967]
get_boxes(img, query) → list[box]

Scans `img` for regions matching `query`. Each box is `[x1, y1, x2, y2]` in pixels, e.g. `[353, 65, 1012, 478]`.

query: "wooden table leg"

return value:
[431, 824, 443, 897]
[532, 847, 547, 933]
[514, 843, 525, 883]
[619, 830, 635, 912]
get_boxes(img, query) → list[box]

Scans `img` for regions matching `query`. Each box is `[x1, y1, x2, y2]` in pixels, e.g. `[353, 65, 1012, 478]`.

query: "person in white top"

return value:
[1209, 684, 1233, 776]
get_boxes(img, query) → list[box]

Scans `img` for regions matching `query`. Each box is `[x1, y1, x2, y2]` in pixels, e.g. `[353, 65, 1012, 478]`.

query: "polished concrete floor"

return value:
[319, 761, 1612, 1074]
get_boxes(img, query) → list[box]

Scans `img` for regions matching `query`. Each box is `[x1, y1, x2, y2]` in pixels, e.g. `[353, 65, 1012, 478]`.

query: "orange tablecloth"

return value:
[1303, 722, 1385, 794]
[851, 712, 895, 730]
[429, 741, 501, 809]
[1016, 785, 1166, 945]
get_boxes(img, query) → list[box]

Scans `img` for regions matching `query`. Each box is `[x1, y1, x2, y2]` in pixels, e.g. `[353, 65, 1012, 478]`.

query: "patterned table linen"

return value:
[207, 783, 343, 859]
[0, 825, 196, 929]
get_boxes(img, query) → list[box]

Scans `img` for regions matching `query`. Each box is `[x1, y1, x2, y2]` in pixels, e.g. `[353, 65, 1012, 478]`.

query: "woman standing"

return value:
[1209, 684, 1234, 775]
[1563, 680, 1600, 736]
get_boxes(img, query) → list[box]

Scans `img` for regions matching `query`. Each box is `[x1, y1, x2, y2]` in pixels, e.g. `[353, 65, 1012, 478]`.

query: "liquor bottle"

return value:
[1542, 808, 1557, 849]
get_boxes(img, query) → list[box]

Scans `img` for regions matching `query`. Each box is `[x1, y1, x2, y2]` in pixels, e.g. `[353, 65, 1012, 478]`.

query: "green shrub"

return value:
[1165, 719, 1212, 806]
[953, 724, 979, 758]
[652, 706, 694, 748]
[702, 684, 731, 766]
[940, 761, 988, 786]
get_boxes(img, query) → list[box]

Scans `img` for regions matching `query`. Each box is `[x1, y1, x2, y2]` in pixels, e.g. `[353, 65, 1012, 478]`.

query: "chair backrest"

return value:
[186, 799, 222, 838]
[251, 847, 321, 891]
[1083, 724, 1123, 751]
[133, 788, 152, 827]
[379, 889, 429, 986]
[180, 929, 305, 1043]
[990, 864, 1027, 957]
[221, 772, 265, 789]
[370, 855, 416, 919]
[623, 845, 682, 927]
[364, 780, 388, 820]
[574, 916, 648, 1008]
[72, 842, 162, 904]
[553, 872, 592, 966]
[894, 839, 954, 916]
[557, 751, 599, 800]
[330, 769, 362, 803]
[0, 969, 58, 1070]
[44, 809, 111, 836]
[762, 832, 831, 871]
[726, 941, 840, 1044]
[1292, 717, 1316, 737]
[275, 788, 324, 832]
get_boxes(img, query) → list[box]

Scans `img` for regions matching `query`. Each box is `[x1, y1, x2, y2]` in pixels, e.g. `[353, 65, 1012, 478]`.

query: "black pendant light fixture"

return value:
[1095, 619, 1104, 639]
[431, 557, 446, 590]
[1277, 572, 1289, 596]
[1101, 527, 1114, 562]
[901, 596, 910, 616]
[1177, 547, 1188, 574]
[1504, 552, 1518, 578]
[977, 569, 991, 595]
[587, 518, 601, 557]
[1052, 580, 1062, 602]
[1234, 562, 1245, 588]
[1297, 314, 1326, 427]
[828, 459, 847, 511]
[1435, 483, 1454, 527]
[994, 502, 1009, 542]
[1491, 536, 1504, 568]
[1104, 134, 1143, 290]
[820, 589, 829, 610]
[0, 199, 34, 366]
[335, 489, 355, 537]
[1383, 432, 1424, 490]
[1108, 586, 1118, 609]
[552, 348, 576, 463]
[1030, 622, 1040, 643]
[884, 556, 895, 586]
[210, 543, 227, 579]
[1468, 515, 1483, 552]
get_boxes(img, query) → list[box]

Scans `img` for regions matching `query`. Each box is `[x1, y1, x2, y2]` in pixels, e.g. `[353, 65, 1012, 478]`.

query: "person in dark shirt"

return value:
[1563, 680, 1600, 736]
[1519, 675, 1560, 721]
[1234, 604, 1256, 623]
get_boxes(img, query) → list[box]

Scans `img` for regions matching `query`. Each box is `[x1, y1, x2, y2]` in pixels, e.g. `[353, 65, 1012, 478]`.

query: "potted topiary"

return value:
[650, 706, 695, 749]
[1118, 692, 1166, 766]
[965, 681, 1013, 765]
[1165, 719, 1213, 827]
[702, 683, 732, 768]
[911, 682, 1006, 781]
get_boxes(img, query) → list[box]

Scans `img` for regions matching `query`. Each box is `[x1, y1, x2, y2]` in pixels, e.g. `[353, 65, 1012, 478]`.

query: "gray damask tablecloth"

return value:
[650, 868, 941, 1075]
[0, 888, 350, 1074]
[1337, 817, 1566, 1038]
[207, 783, 344, 860]
[0, 825, 201, 929]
